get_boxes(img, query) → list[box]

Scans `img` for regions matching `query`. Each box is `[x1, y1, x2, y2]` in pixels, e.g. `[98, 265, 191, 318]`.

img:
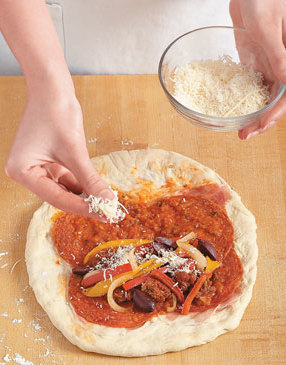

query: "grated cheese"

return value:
[84, 188, 128, 223]
[93, 245, 133, 271]
[144, 249, 200, 277]
[172, 55, 270, 117]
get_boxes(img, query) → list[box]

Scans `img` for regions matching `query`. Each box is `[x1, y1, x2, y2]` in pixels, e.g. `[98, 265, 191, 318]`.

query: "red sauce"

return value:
[51, 184, 243, 328]
[190, 248, 243, 311]
[52, 186, 233, 266]
[68, 275, 155, 328]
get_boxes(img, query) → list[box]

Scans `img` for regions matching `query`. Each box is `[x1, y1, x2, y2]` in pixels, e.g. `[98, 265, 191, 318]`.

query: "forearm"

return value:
[0, 0, 74, 97]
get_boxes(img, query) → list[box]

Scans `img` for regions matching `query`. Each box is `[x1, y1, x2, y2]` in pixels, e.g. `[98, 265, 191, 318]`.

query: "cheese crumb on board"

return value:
[3, 353, 34, 365]
[172, 55, 270, 117]
[84, 189, 128, 223]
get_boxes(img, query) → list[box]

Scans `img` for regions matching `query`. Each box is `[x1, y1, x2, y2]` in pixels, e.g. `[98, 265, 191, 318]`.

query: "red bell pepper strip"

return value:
[135, 242, 153, 257]
[156, 266, 168, 274]
[182, 272, 212, 315]
[123, 274, 150, 291]
[82, 263, 132, 288]
[176, 251, 190, 258]
[151, 269, 185, 303]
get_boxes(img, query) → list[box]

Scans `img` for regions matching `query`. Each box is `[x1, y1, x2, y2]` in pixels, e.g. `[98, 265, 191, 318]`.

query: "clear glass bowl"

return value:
[158, 26, 286, 131]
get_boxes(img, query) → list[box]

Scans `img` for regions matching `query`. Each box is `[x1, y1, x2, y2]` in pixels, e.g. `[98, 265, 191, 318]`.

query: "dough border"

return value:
[26, 149, 257, 357]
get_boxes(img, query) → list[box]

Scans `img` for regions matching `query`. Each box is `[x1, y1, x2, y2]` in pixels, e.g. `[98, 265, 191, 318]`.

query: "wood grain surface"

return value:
[0, 75, 285, 365]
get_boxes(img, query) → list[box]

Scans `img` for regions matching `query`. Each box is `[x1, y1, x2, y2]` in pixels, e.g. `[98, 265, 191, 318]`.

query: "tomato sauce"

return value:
[69, 275, 155, 328]
[190, 248, 243, 311]
[51, 184, 243, 328]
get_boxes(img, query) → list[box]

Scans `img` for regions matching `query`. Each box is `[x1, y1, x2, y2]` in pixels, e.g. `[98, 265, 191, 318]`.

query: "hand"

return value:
[5, 86, 114, 219]
[230, 0, 286, 139]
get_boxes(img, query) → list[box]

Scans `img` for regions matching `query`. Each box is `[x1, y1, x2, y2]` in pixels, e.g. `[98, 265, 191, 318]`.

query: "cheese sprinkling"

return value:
[84, 189, 128, 223]
[94, 245, 133, 271]
[172, 55, 270, 117]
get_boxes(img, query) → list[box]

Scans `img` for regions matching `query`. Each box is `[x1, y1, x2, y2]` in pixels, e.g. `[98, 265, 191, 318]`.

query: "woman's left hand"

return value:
[230, 0, 286, 140]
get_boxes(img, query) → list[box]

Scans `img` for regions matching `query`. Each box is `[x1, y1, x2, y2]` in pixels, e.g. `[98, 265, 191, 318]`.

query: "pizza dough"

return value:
[25, 149, 257, 357]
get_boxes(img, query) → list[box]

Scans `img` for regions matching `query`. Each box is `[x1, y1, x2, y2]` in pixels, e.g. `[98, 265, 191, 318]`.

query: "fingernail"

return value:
[245, 131, 260, 140]
[261, 120, 277, 133]
[98, 188, 115, 201]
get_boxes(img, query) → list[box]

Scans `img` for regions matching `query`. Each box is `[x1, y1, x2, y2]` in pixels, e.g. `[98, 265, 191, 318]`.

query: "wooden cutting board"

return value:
[0, 75, 285, 365]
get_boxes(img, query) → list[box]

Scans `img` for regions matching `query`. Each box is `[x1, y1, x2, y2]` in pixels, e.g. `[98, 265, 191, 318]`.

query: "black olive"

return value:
[154, 237, 177, 249]
[132, 289, 155, 313]
[197, 239, 219, 261]
[72, 266, 92, 276]
[153, 241, 167, 256]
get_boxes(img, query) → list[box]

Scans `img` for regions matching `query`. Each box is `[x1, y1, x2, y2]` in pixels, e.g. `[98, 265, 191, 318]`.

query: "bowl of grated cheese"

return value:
[158, 26, 286, 131]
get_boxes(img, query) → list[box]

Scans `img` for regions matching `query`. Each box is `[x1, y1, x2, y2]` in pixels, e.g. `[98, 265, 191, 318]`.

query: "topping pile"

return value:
[52, 185, 243, 328]
[72, 234, 222, 315]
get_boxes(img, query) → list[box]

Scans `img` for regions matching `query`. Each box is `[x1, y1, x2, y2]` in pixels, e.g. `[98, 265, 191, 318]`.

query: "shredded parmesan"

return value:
[143, 249, 200, 277]
[84, 188, 128, 223]
[172, 55, 270, 117]
[93, 245, 133, 271]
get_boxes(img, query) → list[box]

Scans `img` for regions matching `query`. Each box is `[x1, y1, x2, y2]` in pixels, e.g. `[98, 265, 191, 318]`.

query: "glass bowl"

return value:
[158, 26, 286, 131]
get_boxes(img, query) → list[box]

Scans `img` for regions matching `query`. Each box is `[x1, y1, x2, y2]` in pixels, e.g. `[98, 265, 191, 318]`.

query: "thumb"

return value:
[258, 29, 286, 84]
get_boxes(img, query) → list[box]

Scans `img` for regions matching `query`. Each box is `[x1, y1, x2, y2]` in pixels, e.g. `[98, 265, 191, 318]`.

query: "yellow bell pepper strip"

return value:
[205, 256, 221, 273]
[83, 273, 123, 297]
[182, 272, 212, 315]
[81, 263, 132, 288]
[136, 260, 163, 276]
[83, 259, 163, 297]
[83, 239, 152, 264]
[151, 269, 184, 303]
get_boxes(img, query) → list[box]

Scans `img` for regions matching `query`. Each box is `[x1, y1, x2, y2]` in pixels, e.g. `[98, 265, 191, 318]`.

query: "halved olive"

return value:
[72, 266, 92, 276]
[197, 239, 218, 261]
[132, 289, 155, 313]
[154, 237, 177, 249]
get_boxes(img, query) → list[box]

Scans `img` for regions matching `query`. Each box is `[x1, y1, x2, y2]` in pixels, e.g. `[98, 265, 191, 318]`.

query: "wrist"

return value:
[24, 60, 75, 102]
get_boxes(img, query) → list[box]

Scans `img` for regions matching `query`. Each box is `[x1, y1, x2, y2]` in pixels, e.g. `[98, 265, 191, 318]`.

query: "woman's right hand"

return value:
[5, 84, 114, 219]
[1, 0, 113, 220]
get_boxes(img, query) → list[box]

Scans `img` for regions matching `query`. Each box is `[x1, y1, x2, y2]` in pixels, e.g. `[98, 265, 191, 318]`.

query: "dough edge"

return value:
[25, 148, 257, 357]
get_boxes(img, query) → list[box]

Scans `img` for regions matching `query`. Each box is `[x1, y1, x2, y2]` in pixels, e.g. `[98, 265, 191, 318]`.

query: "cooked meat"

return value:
[113, 287, 132, 304]
[141, 277, 172, 303]
[193, 278, 216, 306]
[174, 270, 197, 292]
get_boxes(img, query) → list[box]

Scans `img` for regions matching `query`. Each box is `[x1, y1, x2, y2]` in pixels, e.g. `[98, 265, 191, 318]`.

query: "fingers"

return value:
[64, 157, 115, 201]
[258, 27, 286, 84]
[9, 164, 106, 220]
[238, 120, 277, 140]
[43, 163, 82, 194]
[238, 93, 286, 139]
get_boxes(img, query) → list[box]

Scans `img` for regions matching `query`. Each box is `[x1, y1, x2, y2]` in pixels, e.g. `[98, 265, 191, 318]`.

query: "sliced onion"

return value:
[177, 231, 197, 243]
[107, 259, 162, 312]
[166, 293, 177, 313]
[128, 248, 138, 271]
[107, 272, 134, 312]
[176, 241, 207, 270]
